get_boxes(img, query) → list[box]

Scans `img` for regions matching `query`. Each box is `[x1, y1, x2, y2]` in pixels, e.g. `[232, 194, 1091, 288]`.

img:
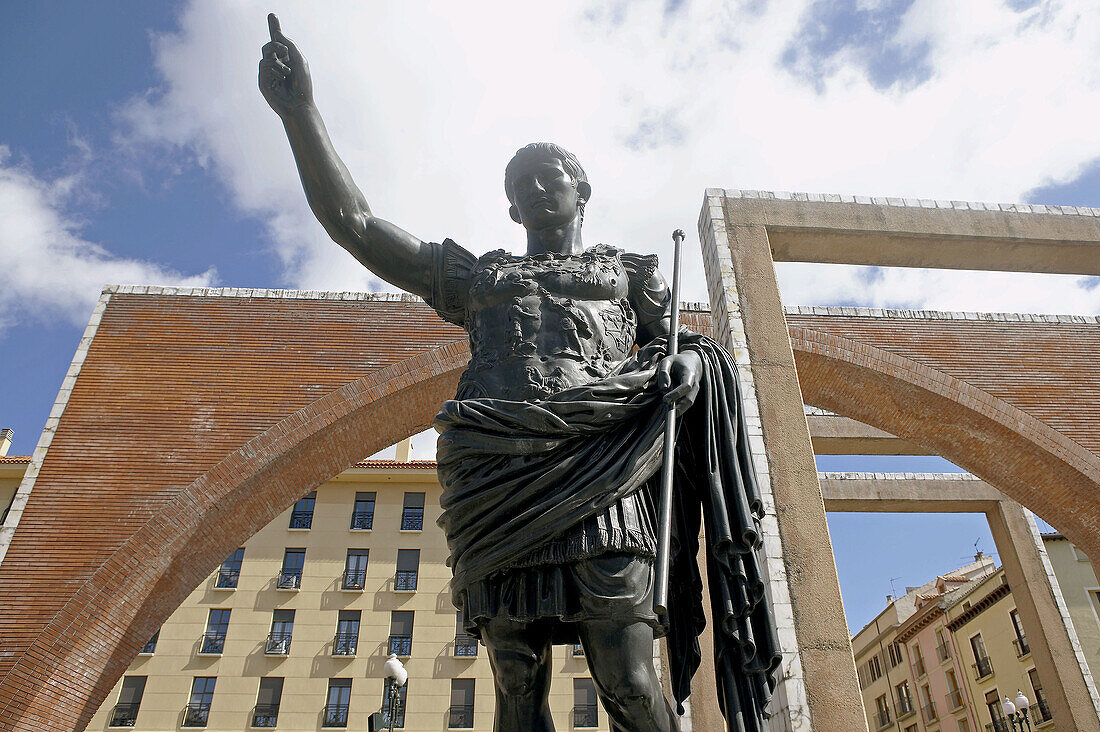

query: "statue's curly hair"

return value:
[504, 142, 589, 219]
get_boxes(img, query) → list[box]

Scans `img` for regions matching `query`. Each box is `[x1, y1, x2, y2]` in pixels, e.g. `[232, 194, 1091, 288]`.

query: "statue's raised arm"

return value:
[259, 13, 433, 299]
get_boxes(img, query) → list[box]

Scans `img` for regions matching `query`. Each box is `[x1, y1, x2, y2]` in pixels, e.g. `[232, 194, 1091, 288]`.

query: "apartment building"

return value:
[75, 459, 609, 732]
[1042, 534, 1100, 683]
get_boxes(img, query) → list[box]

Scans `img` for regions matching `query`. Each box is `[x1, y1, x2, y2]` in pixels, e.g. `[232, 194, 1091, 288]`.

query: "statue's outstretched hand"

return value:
[259, 13, 314, 117]
[657, 351, 702, 416]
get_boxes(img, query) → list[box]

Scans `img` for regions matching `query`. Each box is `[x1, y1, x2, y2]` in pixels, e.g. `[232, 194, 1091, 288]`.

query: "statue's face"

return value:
[508, 157, 587, 230]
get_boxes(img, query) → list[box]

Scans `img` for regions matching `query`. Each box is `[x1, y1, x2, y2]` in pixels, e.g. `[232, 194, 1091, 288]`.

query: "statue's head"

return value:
[504, 142, 592, 230]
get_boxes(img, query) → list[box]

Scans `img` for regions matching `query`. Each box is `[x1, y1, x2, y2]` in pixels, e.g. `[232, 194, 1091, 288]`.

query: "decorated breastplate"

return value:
[457, 245, 638, 401]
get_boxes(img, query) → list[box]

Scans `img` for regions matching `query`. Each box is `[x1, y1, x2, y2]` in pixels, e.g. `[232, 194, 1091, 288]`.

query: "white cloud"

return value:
[118, 0, 1100, 313]
[0, 146, 216, 331]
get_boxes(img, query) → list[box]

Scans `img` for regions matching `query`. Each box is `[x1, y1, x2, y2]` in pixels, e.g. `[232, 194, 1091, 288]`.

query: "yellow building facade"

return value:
[79, 460, 611, 732]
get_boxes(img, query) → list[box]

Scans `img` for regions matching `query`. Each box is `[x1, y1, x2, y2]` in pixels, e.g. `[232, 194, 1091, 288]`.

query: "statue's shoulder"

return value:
[618, 249, 660, 286]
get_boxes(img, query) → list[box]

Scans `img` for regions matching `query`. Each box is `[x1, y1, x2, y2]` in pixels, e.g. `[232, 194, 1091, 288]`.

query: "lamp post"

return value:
[1003, 690, 1033, 731]
[382, 654, 407, 732]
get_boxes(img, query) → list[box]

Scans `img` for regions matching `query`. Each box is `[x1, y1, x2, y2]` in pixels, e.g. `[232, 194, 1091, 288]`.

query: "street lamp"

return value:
[382, 654, 407, 732]
[1002, 690, 1033, 731]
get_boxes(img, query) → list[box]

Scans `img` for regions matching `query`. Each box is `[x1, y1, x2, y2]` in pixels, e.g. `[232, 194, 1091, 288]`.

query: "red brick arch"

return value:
[790, 322, 1100, 563]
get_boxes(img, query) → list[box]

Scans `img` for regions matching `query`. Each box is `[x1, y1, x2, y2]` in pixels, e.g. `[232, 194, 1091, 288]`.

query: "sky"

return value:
[2, 0, 1099, 633]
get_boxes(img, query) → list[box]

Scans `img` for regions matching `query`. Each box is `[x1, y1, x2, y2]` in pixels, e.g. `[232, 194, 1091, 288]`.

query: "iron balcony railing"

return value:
[214, 569, 239, 589]
[1035, 692, 1053, 722]
[342, 569, 366, 590]
[936, 642, 951, 661]
[972, 656, 994, 680]
[199, 632, 226, 655]
[874, 708, 891, 729]
[265, 632, 293, 655]
[289, 511, 313, 529]
[252, 704, 279, 728]
[1013, 636, 1031, 657]
[571, 643, 585, 658]
[350, 510, 374, 530]
[182, 703, 211, 727]
[454, 634, 478, 657]
[382, 707, 405, 729]
[109, 703, 140, 727]
[333, 632, 358, 656]
[322, 703, 349, 728]
[448, 704, 474, 728]
[946, 689, 965, 710]
[389, 634, 412, 657]
[574, 704, 598, 728]
[913, 657, 927, 677]
[394, 570, 418, 591]
[277, 569, 302, 590]
[400, 507, 424, 531]
[922, 701, 937, 723]
[985, 719, 1009, 732]
[896, 695, 914, 717]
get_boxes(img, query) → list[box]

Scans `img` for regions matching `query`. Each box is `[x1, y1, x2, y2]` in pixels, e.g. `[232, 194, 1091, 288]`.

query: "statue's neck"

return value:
[526, 216, 583, 256]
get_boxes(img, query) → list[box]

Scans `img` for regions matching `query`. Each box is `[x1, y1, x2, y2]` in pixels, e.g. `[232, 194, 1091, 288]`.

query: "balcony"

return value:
[350, 510, 374, 530]
[276, 569, 302, 590]
[448, 704, 474, 728]
[214, 569, 239, 589]
[322, 704, 349, 728]
[896, 696, 914, 718]
[874, 709, 892, 729]
[199, 632, 226, 655]
[922, 702, 938, 723]
[182, 703, 211, 728]
[1035, 693, 1053, 723]
[252, 704, 279, 728]
[571, 643, 585, 658]
[400, 507, 424, 531]
[109, 703, 140, 727]
[265, 632, 293, 656]
[342, 569, 366, 591]
[1013, 636, 1031, 657]
[289, 511, 313, 529]
[394, 570, 418, 592]
[936, 642, 951, 662]
[333, 632, 358, 657]
[574, 704, 598, 728]
[389, 634, 412, 657]
[913, 657, 927, 677]
[985, 719, 1009, 732]
[946, 689, 965, 710]
[454, 635, 478, 657]
[381, 707, 405, 729]
[972, 656, 994, 681]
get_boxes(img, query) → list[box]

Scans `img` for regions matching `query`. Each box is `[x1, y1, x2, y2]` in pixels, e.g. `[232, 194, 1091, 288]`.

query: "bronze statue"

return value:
[260, 15, 778, 732]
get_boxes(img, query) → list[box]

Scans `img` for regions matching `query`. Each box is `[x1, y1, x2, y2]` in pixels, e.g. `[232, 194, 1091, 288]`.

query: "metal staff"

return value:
[653, 228, 684, 617]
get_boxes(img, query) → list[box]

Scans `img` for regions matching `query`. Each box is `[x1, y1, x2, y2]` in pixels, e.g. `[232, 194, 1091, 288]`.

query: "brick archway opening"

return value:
[791, 324, 1100, 563]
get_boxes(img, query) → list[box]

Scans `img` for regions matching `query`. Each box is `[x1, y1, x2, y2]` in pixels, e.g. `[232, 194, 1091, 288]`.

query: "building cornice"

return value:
[947, 582, 1012, 631]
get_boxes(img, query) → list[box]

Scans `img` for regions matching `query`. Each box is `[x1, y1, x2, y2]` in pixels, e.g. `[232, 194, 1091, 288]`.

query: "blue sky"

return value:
[2, 0, 1098, 633]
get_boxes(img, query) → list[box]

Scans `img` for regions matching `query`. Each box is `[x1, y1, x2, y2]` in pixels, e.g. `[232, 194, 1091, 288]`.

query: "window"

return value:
[200, 609, 231, 655]
[343, 549, 369, 590]
[334, 610, 360, 656]
[266, 610, 294, 655]
[389, 610, 414, 656]
[183, 677, 216, 728]
[574, 678, 598, 728]
[109, 676, 146, 727]
[215, 548, 244, 589]
[970, 634, 993, 679]
[289, 490, 316, 529]
[382, 679, 407, 729]
[401, 492, 425, 531]
[958, 718, 971, 732]
[449, 679, 475, 728]
[395, 549, 419, 591]
[888, 642, 904, 667]
[945, 669, 963, 710]
[911, 642, 926, 677]
[895, 680, 913, 717]
[139, 630, 159, 655]
[252, 678, 283, 728]
[867, 653, 882, 681]
[571, 642, 586, 658]
[278, 548, 305, 589]
[323, 679, 352, 728]
[1029, 668, 1053, 722]
[351, 491, 375, 530]
[935, 628, 951, 661]
[920, 683, 937, 722]
[454, 612, 477, 657]
[1010, 609, 1030, 657]
[985, 689, 1007, 729]
[904, 726, 918, 732]
[873, 694, 891, 729]
[1073, 545, 1090, 562]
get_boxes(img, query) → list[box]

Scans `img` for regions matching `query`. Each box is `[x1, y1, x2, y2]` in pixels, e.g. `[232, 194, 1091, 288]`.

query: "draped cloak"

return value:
[434, 332, 782, 732]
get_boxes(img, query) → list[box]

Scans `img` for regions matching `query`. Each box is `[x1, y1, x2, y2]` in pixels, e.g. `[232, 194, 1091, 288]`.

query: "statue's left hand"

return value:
[657, 351, 702, 415]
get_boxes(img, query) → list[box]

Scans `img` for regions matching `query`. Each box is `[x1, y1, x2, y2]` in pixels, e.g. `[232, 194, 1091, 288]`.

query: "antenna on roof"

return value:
[973, 538, 984, 562]
[888, 576, 901, 600]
